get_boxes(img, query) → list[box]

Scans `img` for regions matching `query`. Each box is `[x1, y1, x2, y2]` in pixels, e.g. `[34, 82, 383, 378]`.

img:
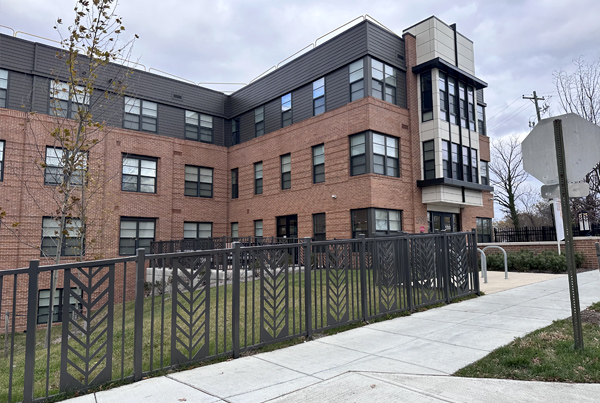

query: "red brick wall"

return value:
[480, 237, 600, 269]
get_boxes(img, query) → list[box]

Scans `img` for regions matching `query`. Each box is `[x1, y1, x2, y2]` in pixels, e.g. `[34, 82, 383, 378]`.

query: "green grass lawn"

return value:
[0, 268, 465, 402]
[455, 302, 600, 382]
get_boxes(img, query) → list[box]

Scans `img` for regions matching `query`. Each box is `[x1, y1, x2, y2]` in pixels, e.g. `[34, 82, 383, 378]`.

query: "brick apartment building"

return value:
[0, 15, 494, 271]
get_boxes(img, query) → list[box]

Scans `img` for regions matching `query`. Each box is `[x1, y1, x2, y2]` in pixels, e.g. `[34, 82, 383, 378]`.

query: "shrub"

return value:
[485, 249, 586, 274]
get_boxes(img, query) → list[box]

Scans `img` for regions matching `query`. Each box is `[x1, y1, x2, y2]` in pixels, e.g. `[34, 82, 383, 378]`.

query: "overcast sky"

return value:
[2, 0, 600, 219]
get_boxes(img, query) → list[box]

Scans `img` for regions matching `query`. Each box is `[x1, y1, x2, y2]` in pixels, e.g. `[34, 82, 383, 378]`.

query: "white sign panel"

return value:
[553, 199, 565, 242]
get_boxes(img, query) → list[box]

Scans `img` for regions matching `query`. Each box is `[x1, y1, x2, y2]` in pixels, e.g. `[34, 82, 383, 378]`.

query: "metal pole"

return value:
[4, 311, 8, 358]
[232, 242, 241, 358]
[303, 237, 313, 340]
[359, 234, 368, 321]
[23, 260, 40, 403]
[554, 119, 584, 350]
[133, 248, 146, 380]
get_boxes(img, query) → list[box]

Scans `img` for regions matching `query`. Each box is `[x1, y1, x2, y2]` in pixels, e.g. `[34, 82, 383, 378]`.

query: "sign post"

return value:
[553, 119, 583, 350]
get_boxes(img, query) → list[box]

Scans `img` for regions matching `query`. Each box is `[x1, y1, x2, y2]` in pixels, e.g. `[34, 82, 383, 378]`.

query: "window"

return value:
[231, 222, 239, 238]
[351, 209, 368, 238]
[313, 213, 326, 241]
[45, 147, 86, 186]
[185, 111, 213, 143]
[476, 217, 492, 243]
[0, 140, 5, 181]
[254, 220, 263, 237]
[41, 217, 83, 257]
[119, 218, 155, 255]
[280, 153, 291, 190]
[313, 78, 325, 115]
[373, 133, 399, 177]
[231, 168, 239, 199]
[480, 160, 489, 186]
[374, 209, 402, 236]
[423, 140, 435, 180]
[49, 81, 89, 119]
[451, 143, 461, 180]
[459, 82, 467, 128]
[439, 71, 447, 121]
[462, 146, 471, 182]
[254, 162, 263, 194]
[312, 144, 325, 183]
[468, 87, 476, 130]
[448, 77, 457, 125]
[281, 93, 292, 127]
[371, 59, 396, 104]
[184, 222, 212, 239]
[122, 155, 157, 193]
[37, 288, 82, 325]
[184, 165, 213, 197]
[349, 59, 364, 101]
[421, 71, 433, 121]
[477, 105, 486, 135]
[471, 149, 478, 184]
[232, 117, 240, 145]
[124, 97, 157, 132]
[350, 133, 366, 176]
[442, 140, 451, 178]
[255, 106, 265, 137]
[0, 69, 7, 108]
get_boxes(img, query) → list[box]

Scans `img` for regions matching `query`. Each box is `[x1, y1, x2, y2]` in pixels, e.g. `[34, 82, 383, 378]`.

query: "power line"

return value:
[488, 102, 533, 133]
[486, 96, 523, 123]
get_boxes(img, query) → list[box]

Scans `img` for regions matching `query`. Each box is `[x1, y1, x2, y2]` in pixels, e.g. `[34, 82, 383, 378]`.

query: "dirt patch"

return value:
[581, 309, 600, 326]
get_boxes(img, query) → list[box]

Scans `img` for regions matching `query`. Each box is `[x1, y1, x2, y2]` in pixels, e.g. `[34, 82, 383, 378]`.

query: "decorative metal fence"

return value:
[0, 231, 478, 403]
[151, 236, 301, 254]
[493, 224, 600, 242]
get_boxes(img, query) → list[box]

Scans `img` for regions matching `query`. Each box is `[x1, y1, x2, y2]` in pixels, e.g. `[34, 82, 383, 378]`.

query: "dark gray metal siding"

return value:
[229, 22, 369, 117]
[476, 89, 484, 104]
[325, 66, 349, 111]
[292, 84, 312, 124]
[264, 99, 280, 135]
[213, 117, 225, 146]
[397, 70, 407, 108]
[239, 110, 255, 144]
[223, 119, 232, 147]
[366, 23, 406, 71]
[31, 76, 50, 114]
[6, 70, 33, 111]
[158, 104, 184, 140]
[0, 35, 36, 71]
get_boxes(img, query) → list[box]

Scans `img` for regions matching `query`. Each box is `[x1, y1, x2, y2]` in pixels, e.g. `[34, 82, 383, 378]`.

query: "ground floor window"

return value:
[351, 208, 402, 238]
[313, 213, 326, 241]
[476, 217, 492, 243]
[119, 218, 156, 255]
[37, 288, 82, 324]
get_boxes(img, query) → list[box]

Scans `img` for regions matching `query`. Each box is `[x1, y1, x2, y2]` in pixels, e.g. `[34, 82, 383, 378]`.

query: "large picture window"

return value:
[350, 132, 399, 177]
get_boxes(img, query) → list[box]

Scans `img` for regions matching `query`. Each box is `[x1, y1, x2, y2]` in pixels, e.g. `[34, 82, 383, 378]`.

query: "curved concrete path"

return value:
[65, 270, 600, 403]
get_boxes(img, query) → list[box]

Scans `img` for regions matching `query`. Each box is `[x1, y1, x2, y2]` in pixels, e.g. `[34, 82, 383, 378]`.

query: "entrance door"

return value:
[429, 212, 459, 233]
[276, 215, 298, 239]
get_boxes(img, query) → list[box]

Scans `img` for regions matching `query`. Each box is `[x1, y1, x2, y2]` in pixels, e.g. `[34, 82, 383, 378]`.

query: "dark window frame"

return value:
[480, 160, 489, 186]
[255, 106, 265, 137]
[462, 146, 472, 182]
[121, 154, 158, 193]
[184, 165, 213, 198]
[45, 146, 87, 187]
[477, 104, 486, 136]
[439, 71, 448, 121]
[448, 76, 458, 125]
[423, 140, 435, 180]
[48, 81, 89, 119]
[254, 219, 263, 237]
[471, 148, 478, 184]
[371, 58, 396, 104]
[442, 140, 451, 178]
[313, 77, 325, 116]
[185, 110, 213, 143]
[119, 217, 155, 256]
[0, 140, 5, 181]
[0, 69, 7, 108]
[349, 59, 365, 102]
[421, 71, 433, 122]
[459, 82, 468, 129]
[476, 217, 492, 243]
[281, 153, 291, 190]
[232, 117, 240, 145]
[467, 86, 476, 131]
[183, 221, 213, 239]
[350, 133, 366, 176]
[37, 287, 82, 325]
[281, 93, 292, 127]
[451, 142, 461, 180]
[41, 216, 84, 257]
[124, 96, 157, 133]
[313, 213, 326, 241]
[231, 222, 239, 238]
[312, 144, 325, 183]
[254, 162, 263, 195]
[372, 133, 399, 177]
[231, 168, 239, 199]
[374, 208, 403, 236]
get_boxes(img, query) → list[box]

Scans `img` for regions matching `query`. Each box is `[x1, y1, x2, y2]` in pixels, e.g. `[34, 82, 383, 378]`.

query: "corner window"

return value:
[184, 222, 212, 239]
[281, 153, 291, 190]
[281, 93, 292, 127]
[423, 140, 435, 180]
[480, 160, 489, 186]
[468, 87, 476, 130]
[462, 146, 471, 182]
[350, 133, 366, 176]
[184, 165, 213, 198]
[313, 78, 325, 115]
[45, 147, 87, 186]
[312, 144, 325, 183]
[231, 168, 239, 199]
[351, 209, 368, 238]
[477, 105, 486, 136]
[349, 59, 364, 102]
[119, 218, 155, 255]
[373, 134, 399, 177]
[471, 149, 478, 184]
[476, 217, 492, 243]
[375, 209, 402, 236]
[231, 222, 239, 238]
[439, 71, 447, 121]
[0, 69, 7, 108]
[459, 82, 467, 128]
[232, 117, 240, 145]
[448, 77, 457, 125]
[371, 59, 396, 104]
[124, 97, 157, 132]
[451, 143, 461, 180]
[254, 220, 263, 237]
[254, 162, 263, 194]
[313, 213, 326, 241]
[442, 140, 451, 178]
[421, 71, 433, 121]
[255, 106, 265, 137]
[41, 217, 83, 257]
[49, 81, 89, 119]
[0, 140, 5, 181]
[185, 111, 213, 143]
[122, 155, 157, 193]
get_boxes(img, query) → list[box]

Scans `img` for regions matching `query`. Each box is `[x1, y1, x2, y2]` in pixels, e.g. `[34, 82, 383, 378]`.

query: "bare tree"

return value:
[553, 57, 600, 222]
[489, 135, 530, 228]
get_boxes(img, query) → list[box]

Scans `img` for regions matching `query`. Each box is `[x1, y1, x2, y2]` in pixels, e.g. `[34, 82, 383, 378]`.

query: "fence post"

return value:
[471, 230, 480, 295]
[23, 260, 39, 403]
[232, 242, 241, 358]
[359, 234, 368, 321]
[442, 233, 451, 304]
[403, 236, 413, 311]
[133, 248, 146, 381]
[304, 237, 313, 340]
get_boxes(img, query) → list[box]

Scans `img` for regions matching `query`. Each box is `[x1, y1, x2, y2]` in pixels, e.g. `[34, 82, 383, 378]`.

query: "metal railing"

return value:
[493, 224, 600, 242]
[150, 236, 302, 254]
[1, 231, 478, 403]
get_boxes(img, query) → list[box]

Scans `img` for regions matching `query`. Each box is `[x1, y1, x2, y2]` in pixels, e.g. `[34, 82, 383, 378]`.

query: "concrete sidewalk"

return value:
[65, 270, 600, 403]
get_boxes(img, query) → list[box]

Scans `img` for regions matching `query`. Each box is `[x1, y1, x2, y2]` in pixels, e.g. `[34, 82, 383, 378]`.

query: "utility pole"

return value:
[523, 91, 545, 123]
